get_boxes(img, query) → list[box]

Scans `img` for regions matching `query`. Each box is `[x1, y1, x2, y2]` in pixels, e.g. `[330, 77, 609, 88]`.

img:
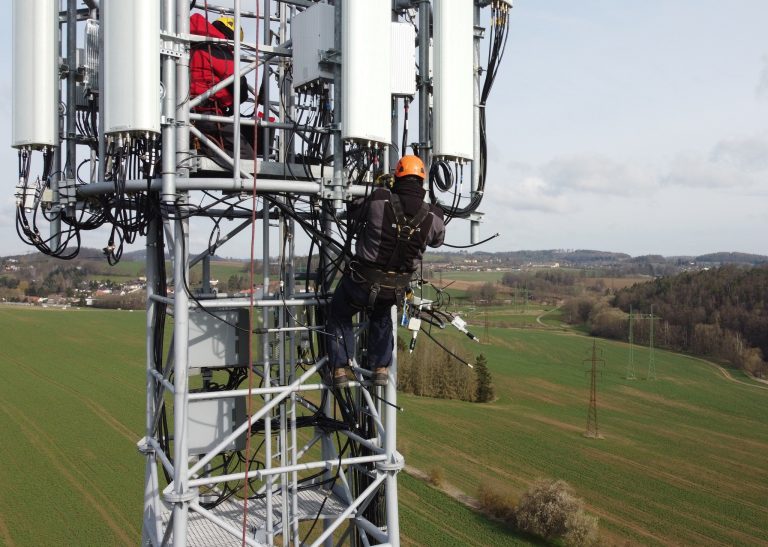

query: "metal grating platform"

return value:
[160, 488, 348, 546]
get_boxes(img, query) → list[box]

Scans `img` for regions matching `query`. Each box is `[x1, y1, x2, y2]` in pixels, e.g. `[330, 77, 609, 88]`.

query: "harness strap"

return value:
[368, 283, 381, 309]
[385, 193, 430, 272]
[390, 194, 430, 237]
[349, 260, 413, 288]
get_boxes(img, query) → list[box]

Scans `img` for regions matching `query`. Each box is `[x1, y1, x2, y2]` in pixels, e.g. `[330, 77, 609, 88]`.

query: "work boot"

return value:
[333, 367, 349, 388]
[372, 367, 388, 387]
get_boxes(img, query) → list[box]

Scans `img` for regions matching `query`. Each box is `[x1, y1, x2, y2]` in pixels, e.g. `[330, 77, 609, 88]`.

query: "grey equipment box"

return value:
[188, 308, 253, 372]
[187, 397, 246, 456]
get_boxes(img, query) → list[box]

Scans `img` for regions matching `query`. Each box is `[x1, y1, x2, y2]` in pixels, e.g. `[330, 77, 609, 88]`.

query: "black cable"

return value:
[442, 232, 500, 249]
[420, 326, 472, 368]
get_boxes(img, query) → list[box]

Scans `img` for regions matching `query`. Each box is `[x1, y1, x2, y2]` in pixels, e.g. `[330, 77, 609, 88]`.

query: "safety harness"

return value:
[349, 193, 430, 309]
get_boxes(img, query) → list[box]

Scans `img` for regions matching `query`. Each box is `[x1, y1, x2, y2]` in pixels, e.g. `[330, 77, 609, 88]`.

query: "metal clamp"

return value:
[319, 48, 341, 65]
[163, 487, 199, 504]
[160, 47, 184, 59]
[136, 436, 155, 456]
[377, 452, 405, 472]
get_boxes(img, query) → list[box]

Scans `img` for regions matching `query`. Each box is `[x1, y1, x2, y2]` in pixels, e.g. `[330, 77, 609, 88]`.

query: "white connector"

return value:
[451, 316, 468, 332]
[41, 188, 54, 208]
[410, 295, 433, 309]
[451, 315, 480, 342]
[407, 317, 422, 332]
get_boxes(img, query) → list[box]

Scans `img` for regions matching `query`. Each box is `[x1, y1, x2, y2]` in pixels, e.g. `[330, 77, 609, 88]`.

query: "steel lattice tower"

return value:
[626, 305, 636, 379]
[646, 305, 657, 380]
[10, 1, 511, 545]
[584, 340, 604, 439]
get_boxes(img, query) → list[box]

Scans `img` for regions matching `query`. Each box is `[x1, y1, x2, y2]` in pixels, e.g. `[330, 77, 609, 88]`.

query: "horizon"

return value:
[3, 245, 767, 262]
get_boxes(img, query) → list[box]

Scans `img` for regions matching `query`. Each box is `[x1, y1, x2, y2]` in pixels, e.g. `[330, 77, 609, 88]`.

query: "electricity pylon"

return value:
[626, 305, 636, 379]
[584, 340, 605, 439]
[629, 306, 661, 381]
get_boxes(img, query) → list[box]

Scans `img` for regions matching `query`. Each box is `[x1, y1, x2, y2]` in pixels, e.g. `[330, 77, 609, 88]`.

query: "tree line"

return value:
[397, 336, 494, 402]
[563, 265, 768, 377]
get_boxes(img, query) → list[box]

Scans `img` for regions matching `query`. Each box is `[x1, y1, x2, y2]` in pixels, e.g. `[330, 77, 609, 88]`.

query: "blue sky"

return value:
[1, 1, 767, 257]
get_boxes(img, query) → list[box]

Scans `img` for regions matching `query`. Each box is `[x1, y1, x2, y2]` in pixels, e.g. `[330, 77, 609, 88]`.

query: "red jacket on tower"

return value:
[189, 13, 249, 115]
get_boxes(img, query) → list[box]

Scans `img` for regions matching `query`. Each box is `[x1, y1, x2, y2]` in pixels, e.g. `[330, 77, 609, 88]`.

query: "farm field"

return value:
[1, 305, 767, 545]
[86, 258, 250, 284]
[400, 323, 768, 545]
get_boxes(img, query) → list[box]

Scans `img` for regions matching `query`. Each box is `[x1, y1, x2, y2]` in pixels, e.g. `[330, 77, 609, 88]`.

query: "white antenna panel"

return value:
[433, 0, 474, 161]
[342, 0, 391, 144]
[391, 22, 416, 97]
[12, 0, 57, 149]
[103, 0, 161, 135]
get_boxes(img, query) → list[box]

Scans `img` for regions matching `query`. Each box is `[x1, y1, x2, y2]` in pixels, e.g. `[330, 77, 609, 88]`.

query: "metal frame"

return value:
[148, 1, 405, 545]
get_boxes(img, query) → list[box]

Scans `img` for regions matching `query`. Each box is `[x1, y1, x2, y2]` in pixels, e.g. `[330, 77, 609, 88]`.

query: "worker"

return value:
[326, 155, 446, 388]
[189, 13, 255, 160]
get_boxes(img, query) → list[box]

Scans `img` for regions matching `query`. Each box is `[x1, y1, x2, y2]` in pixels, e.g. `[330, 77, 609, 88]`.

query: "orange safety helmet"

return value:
[395, 155, 426, 180]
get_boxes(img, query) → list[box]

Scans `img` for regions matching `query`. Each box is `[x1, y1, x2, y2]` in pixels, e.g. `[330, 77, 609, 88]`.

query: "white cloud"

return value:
[710, 135, 768, 171]
[757, 54, 768, 100]
[540, 156, 656, 196]
[491, 175, 569, 213]
[664, 135, 768, 189]
[488, 154, 657, 215]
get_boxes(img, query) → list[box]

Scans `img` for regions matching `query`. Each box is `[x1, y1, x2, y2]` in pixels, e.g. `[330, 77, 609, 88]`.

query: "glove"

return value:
[374, 173, 395, 188]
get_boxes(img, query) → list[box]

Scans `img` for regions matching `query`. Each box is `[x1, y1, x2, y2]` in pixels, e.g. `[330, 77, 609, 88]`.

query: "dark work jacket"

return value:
[348, 183, 445, 274]
[190, 14, 249, 114]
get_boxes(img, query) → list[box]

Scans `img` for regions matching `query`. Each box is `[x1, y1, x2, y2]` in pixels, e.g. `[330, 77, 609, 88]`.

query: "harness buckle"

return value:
[368, 283, 381, 309]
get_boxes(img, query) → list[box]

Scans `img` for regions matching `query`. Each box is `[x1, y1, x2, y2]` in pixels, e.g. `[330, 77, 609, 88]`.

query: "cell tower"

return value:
[584, 340, 604, 439]
[10, 1, 510, 545]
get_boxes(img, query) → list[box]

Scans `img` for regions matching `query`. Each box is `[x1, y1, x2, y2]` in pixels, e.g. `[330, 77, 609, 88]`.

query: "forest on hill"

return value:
[573, 265, 768, 377]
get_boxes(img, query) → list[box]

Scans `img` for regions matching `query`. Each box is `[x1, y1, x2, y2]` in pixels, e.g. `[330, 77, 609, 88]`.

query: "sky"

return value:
[1, 1, 767, 258]
[480, 0, 768, 256]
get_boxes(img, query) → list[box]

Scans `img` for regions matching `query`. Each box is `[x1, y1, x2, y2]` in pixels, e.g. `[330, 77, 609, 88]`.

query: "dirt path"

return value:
[404, 465, 481, 510]
[536, 305, 562, 327]
[687, 354, 768, 391]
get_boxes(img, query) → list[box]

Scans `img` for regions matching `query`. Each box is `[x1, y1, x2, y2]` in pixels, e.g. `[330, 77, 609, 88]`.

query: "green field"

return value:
[434, 270, 506, 283]
[1, 305, 767, 545]
[89, 259, 249, 284]
[400, 326, 768, 545]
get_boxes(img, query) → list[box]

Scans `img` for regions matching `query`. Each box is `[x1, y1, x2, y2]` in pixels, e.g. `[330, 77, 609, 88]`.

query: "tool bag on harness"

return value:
[349, 194, 430, 309]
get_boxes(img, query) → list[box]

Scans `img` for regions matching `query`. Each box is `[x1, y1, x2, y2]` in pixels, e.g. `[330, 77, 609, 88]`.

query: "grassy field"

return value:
[400, 325, 768, 545]
[431, 270, 506, 284]
[1, 305, 767, 545]
[0, 306, 145, 545]
[89, 259, 249, 284]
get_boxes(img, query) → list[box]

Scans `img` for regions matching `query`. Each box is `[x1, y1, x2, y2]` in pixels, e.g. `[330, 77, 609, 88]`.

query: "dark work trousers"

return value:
[193, 119, 257, 162]
[326, 275, 395, 370]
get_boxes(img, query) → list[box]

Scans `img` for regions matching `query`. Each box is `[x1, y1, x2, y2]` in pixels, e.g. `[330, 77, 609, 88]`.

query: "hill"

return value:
[604, 265, 768, 377]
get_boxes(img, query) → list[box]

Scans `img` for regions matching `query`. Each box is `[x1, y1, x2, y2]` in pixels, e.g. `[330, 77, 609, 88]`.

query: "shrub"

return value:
[427, 467, 445, 487]
[564, 511, 600, 547]
[514, 479, 598, 546]
[476, 482, 516, 523]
